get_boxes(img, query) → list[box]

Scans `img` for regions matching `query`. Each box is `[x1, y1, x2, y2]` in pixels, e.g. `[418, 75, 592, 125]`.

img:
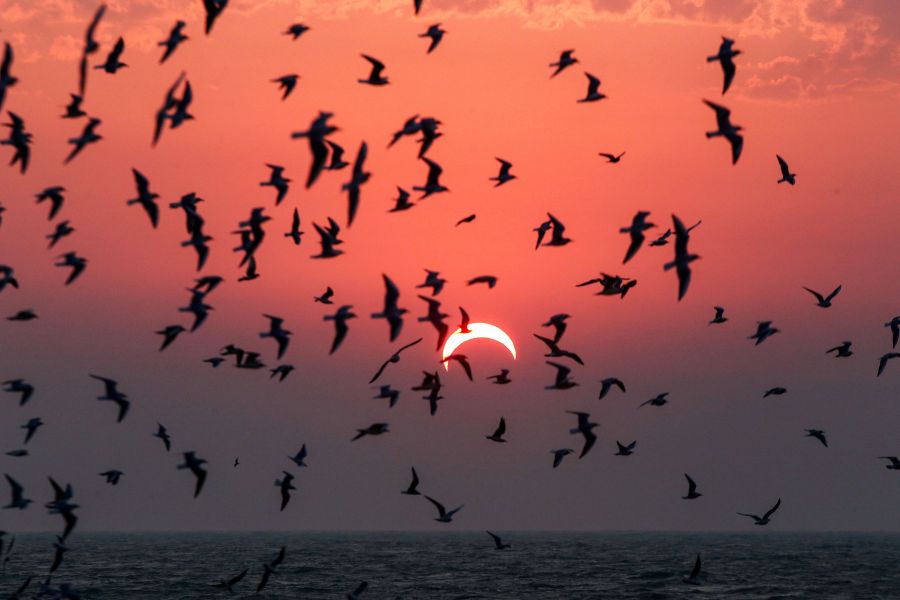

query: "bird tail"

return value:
[663, 260, 675, 271]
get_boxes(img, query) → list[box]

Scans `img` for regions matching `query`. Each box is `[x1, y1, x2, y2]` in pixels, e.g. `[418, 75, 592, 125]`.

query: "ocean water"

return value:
[1, 531, 899, 599]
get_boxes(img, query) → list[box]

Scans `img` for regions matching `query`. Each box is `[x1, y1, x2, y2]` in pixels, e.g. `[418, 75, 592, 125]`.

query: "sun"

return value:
[441, 322, 517, 370]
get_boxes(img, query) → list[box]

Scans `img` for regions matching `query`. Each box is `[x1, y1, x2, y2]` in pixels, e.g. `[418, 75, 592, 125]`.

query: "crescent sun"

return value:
[441, 322, 517, 370]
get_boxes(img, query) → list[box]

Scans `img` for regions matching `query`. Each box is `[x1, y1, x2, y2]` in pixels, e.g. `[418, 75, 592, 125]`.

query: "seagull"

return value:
[347, 581, 368, 600]
[49, 536, 68, 575]
[291, 110, 339, 188]
[443, 354, 474, 381]
[7, 309, 38, 321]
[389, 187, 414, 212]
[272, 74, 299, 100]
[203, 0, 229, 35]
[546, 361, 578, 389]
[542, 314, 570, 343]
[327, 140, 350, 169]
[351, 423, 389, 441]
[532, 218, 551, 250]
[763, 387, 787, 398]
[419, 23, 446, 53]
[682, 474, 702, 499]
[485, 417, 507, 443]
[7, 576, 31, 599]
[878, 456, 900, 470]
[551, 448, 574, 468]
[640, 392, 669, 408]
[46, 477, 78, 540]
[456, 214, 476, 226]
[54, 252, 87, 285]
[877, 353, 900, 377]
[0, 265, 17, 292]
[127, 169, 160, 227]
[159, 20, 188, 63]
[467, 275, 497, 288]
[682, 553, 703, 584]
[275, 471, 296, 511]
[615, 441, 637, 456]
[598, 151, 625, 163]
[737, 498, 782, 526]
[402, 467, 421, 495]
[486, 369, 511, 384]
[487, 531, 511, 550]
[620, 210, 656, 263]
[204, 357, 225, 368]
[549, 50, 577, 78]
[342, 141, 370, 226]
[413, 157, 449, 199]
[255, 546, 286, 594]
[707, 36, 740, 94]
[0, 43, 17, 113]
[62, 94, 87, 119]
[311, 223, 343, 258]
[89, 375, 130, 423]
[388, 114, 421, 148]
[567, 411, 598, 458]
[153, 72, 188, 146]
[2, 111, 32, 173]
[156, 324, 185, 351]
[5, 450, 27, 458]
[3, 380, 33, 406]
[749, 321, 780, 345]
[664, 215, 700, 300]
[288, 445, 308, 468]
[324, 305, 357, 354]
[261, 164, 291, 206]
[153, 423, 171, 451]
[703, 99, 743, 164]
[314, 287, 334, 304]
[370, 274, 408, 341]
[416, 270, 446, 296]
[359, 54, 389, 85]
[210, 570, 247, 593]
[21, 418, 43, 444]
[99, 470, 124, 485]
[3, 475, 32, 509]
[544, 213, 571, 247]
[64, 117, 102, 164]
[776, 154, 796, 185]
[373, 385, 400, 408]
[533, 334, 583, 365]
[179, 289, 212, 332]
[270, 365, 294, 382]
[95, 37, 126, 73]
[709, 306, 728, 324]
[805, 429, 828, 447]
[176, 451, 208, 498]
[577, 73, 606, 102]
[425, 495, 464, 523]
[260, 314, 292, 359]
[803, 285, 841, 308]
[417, 295, 449, 350]
[884, 316, 900, 348]
[36, 186, 67, 220]
[77, 4, 106, 96]
[826, 341, 853, 358]
[598, 377, 626, 400]
[417, 117, 443, 158]
[284, 23, 311, 40]
[490, 158, 516, 186]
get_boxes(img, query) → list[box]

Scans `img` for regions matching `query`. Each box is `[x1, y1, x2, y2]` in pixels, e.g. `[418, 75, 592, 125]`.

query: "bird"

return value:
[77, 4, 106, 96]
[64, 117, 102, 164]
[737, 498, 782, 526]
[598, 377, 626, 400]
[368, 383, 402, 410]
[707, 36, 740, 94]
[275, 471, 296, 511]
[551, 448, 574, 468]
[288, 445, 308, 468]
[485, 417, 507, 443]
[62, 94, 87, 119]
[284, 23, 310, 40]
[270, 364, 295, 382]
[210, 570, 248, 593]
[324, 305, 357, 354]
[3, 380, 34, 406]
[272, 74, 299, 100]
[156, 324, 185, 351]
[709, 306, 728, 324]
[486, 369, 511, 385]
[467, 275, 498, 289]
[314, 287, 334, 304]
[46, 477, 79, 539]
[351, 423, 389, 441]
[388, 114, 422, 148]
[327, 140, 350, 170]
[153, 72, 189, 146]
[312, 222, 343, 259]
[99, 470, 124, 485]
[615, 441, 637, 456]
[127, 169, 160, 227]
[703, 99, 743, 164]
[0, 265, 17, 292]
[153, 423, 171, 451]
[204, 357, 225, 368]
[826, 341, 853, 358]
[549, 50, 577, 77]
[260, 314, 292, 359]
[418, 295, 450, 351]
[682, 553, 703, 584]
[414, 0, 424, 14]
[414, 157, 449, 199]
[176, 451, 208, 498]
[95, 37, 126, 73]
[2, 111, 32, 173]
[7, 309, 38, 321]
[803, 285, 841, 307]
[0, 43, 17, 113]
[291, 111, 338, 189]
[776, 154, 796, 185]
[885, 316, 900, 348]
[664, 214, 700, 301]
[359, 54, 389, 85]
[487, 531, 511, 550]
[419, 23, 446, 53]
[682, 474, 702, 499]
[389, 187, 414, 212]
[342, 141, 370, 226]
[542, 314, 570, 343]
[749, 321, 780, 345]
[370, 274, 408, 342]
[35, 186, 67, 220]
[347, 581, 368, 600]
[546, 361, 578, 390]
[455, 214, 476, 226]
[878, 456, 900, 470]
[598, 151, 625, 163]
[261, 164, 291, 207]
[532, 218, 552, 250]
[49, 536, 68, 575]
[203, 0, 229, 35]
[544, 213, 571, 246]
[416, 270, 446, 296]
[3, 475, 32, 509]
[620, 211, 656, 263]
[640, 392, 669, 408]
[402, 467, 421, 495]
[89, 375, 130, 423]
[443, 355, 474, 381]
[425, 495, 464, 523]
[21, 418, 43, 444]
[577, 73, 606, 102]
[490, 157, 516, 186]
[255, 546, 286, 594]
[54, 252, 87, 285]
[533, 334, 583, 365]
[567, 411, 598, 458]
[805, 429, 828, 447]
[763, 387, 787, 398]
[877, 352, 900, 377]
[158, 20, 188, 63]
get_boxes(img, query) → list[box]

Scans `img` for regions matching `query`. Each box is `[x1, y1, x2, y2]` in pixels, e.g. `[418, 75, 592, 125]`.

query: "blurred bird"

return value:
[763, 387, 787, 398]
[577, 73, 606, 102]
[352, 423, 389, 441]
[0, 43, 17, 113]
[707, 36, 740, 94]
[486, 369, 511, 384]
[3, 380, 33, 406]
[284, 23, 310, 40]
[127, 169, 160, 227]
[156, 324, 185, 351]
[826, 341, 853, 358]
[272, 74, 299, 100]
[598, 377, 626, 400]
[90, 375, 130, 423]
[324, 305, 356, 354]
[567, 411, 597, 458]
[485, 417, 507, 443]
[877, 353, 900, 377]
[370, 274, 408, 341]
[288, 445, 308, 468]
[275, 471, 296, 511]
[549, 50, 577, 77]
[749, 321, 779, 345]
[359, 54, 389, 85]
[65, 117, 102, 164]
[402, 467, 420, 495]
[737, 498, 782, 526]
[615, 441, 637, 456]
[703, 99, 743, 164]
[490, 157, 516, 186]
[805, 429, 828, 447]
[95, 37, 126, 73]
[664, 215, 699, 300]
[373, 385, 400, 408]
[425, 495, 464, 523]
[99, 470, 123, 485]
[260, 314, 292, 359]
[176, 451, 208, 498]
[682, 474, 702, 499]
[21, 418, 43, 444]
[54, 252, 87, 285]
[487, 531, 511, 550]
[803, 285, 841, 308]
[598, 151, 625, 163]
[551, 448, 574, 468]
[419, 24, 446, 53]
[546, 361, 578, 390]
[709, 306, 728, 324]
[153, 423, 171, 451]
[159, 20, 188, 63]
[203, 0, 229, 35]
[620, 211, 656, 263]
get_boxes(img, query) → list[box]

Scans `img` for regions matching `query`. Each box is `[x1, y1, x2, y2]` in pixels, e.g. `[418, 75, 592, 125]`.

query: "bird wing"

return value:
[424, 495, 446, 517]
[763, 498, 781, 520]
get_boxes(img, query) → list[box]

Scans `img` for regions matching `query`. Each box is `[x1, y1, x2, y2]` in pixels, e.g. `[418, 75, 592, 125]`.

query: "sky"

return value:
[0, 0, 899, 533]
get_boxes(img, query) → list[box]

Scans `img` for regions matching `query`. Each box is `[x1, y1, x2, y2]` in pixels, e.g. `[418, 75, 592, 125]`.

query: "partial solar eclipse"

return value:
[441, 322, 517, 370]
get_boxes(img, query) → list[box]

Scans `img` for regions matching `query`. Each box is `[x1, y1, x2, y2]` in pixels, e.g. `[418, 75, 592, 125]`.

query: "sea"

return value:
[2, 532, 899, 599]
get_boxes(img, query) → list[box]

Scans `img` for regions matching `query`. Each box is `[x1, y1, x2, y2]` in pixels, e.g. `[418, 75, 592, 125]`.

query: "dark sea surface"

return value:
[2, 531, 899, 599]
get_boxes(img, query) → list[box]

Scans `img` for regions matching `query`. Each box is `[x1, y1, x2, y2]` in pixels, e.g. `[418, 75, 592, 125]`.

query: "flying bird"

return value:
[54, 252, 87, 285]
[7, 309, 38, 321]
[487, 531, 511, 550]
[878, 456, 900, 470]
[877, 352, 900, 377]
[342, 141, 370, 226]
[373, 385, 400, 408]
[803, 285, 841, 308]
[0, 43, 17, 113]
[414, 157, 449, 199]
[615, 441, 637, 456]
[203, 0, 229, 35]
[46, 220, 74, 248]
[255, 546, 286, 594]
[99, 470, 124, 485]
[417, 295, 450, 351]
[210, 570, 248, 593]
[620, 211, 656, 263]
[442, 354, 473, 381]
[826, 341, 853, 358]
[314, 287, 334, 304]
[3, 380, 33, 406]
[682, 474, 702, 499]
[370, 274, 408, 341]
[763, 387, 787, 398]
[127, 169, 160, 227]
[64, 117, 102, 164]
[490, 157, 516, 186]
[176, 451, 208, 498]
[425, 495, 464, 523]
[683, 553, 703, 585]
[390, 187, 414, 212]
[805, 429, 828, 447]
[416, 270, 446, 296]
[3, 475, 32, 510]
[351, 422, 389, 441]
[272, 74, 299, 100]
[324, 305, 357, 354]
[77, 4, 106, 96]
[260, 314, 292, 359]
[703, 99, 743, 164]
[402, 467, 420, 495]
[749, 321, 780, 345]
[577, 73, 606, 102]
[709, 306, 728, 324]
[546, 361, 578, 390]
[419, 24, 446, 53]
[485, 417, 507, 443]
[327, 140, 350, 170]
[2, 111, 32, 173]
[598, 377, 626, 400]
[534, 334, 583, 365]
[62, 94, 87, 119]
[467, 275, 497, 288]
[275, 471, 296, 511]
[359, 54, 389, 85]
[551, 448, 574, 468]
[89, 374, 130, 423]
[284, 23, 311, 40]
[549, 50, 578, 78]
[707, 36, 741, 94]
[567, 411, 597, 458]
[347, 581, 369, 600]
[95, 37, 126, 73]
[21, 418, 43, 444]
[542, 313, 570, 343]
[158, 20, 188, 63]
[289, 445, 308, 468]
[776, 154, 796, 185]
[737, 498, 782, 526]
[455, 214, 476, 226]
[664, 214, 699, 300]
[153, 423, 171, 451]
[884, 316, 900, 348]
[598, 151, 625, 163]
[291, 111, 338, 188]
[156, 324, 185, 351]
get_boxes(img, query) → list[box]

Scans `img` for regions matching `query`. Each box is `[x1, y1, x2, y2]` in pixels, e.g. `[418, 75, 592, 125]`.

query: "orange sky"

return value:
[0, 0, 899, 532]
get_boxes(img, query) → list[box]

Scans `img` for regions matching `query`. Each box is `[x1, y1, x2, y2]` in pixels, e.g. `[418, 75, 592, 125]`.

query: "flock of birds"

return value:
[0, 0, 898, 598]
